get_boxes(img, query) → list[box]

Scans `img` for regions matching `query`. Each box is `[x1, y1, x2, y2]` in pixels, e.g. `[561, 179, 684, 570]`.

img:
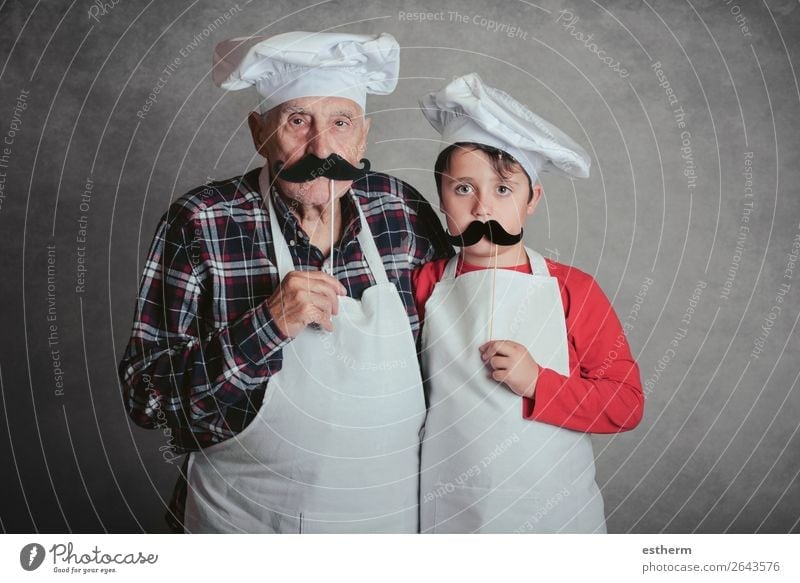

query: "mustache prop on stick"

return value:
[273, 153, 371, 183]
[447, 220, 523, 247]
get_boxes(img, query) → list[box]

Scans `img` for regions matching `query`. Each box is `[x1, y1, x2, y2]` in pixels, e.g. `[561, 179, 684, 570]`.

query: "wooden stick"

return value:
[488, 243, 498, 340]
[328, 179, 335, 275]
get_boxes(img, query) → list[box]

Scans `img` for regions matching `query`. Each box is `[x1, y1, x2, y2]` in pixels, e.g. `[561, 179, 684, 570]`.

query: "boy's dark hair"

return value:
[434, 142, 535, 201]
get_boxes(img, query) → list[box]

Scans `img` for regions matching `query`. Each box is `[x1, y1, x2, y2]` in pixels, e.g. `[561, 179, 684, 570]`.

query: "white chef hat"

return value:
[419, 73, 591, 183]
[213, 31, 400, 113]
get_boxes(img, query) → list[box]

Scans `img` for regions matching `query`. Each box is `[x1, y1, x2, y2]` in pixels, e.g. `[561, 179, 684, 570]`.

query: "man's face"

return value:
[249, 96, 371, 206]
[440, 147, 540, 260]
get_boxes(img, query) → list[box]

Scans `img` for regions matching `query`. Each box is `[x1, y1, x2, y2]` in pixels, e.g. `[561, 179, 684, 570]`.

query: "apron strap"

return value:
[524, 247, 549, 276]
[442, 254, 460, 281]
[267, 192, 295, 280]
[266, 188, 390, 285]
[353, 199, 390, 286]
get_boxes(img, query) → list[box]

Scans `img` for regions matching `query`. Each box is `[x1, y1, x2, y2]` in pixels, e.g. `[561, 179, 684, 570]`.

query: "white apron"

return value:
[419, 248, 606, 533]
[184, 194, 426, 533]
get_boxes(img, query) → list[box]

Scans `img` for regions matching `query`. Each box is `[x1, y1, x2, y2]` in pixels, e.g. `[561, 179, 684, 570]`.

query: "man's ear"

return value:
[527, 183, 543, 215]
[247, 111, 268, 157]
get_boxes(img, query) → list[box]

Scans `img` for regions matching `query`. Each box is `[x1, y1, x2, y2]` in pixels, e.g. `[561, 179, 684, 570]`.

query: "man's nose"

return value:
[306, 126, 335, 158]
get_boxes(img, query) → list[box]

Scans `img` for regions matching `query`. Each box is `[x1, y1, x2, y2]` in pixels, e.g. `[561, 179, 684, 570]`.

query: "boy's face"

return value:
[440, 147, 542, 260]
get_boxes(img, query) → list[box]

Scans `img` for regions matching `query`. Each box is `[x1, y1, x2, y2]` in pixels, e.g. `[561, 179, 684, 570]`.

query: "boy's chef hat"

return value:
[213, 31, 400, 112]
[420, 73, 591, 182]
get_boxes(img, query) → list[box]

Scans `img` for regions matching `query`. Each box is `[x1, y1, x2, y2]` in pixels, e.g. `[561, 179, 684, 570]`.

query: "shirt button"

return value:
[289, 240, 296, 246]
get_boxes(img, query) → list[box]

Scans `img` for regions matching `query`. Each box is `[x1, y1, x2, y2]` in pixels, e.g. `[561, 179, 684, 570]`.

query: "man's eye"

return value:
[289, 117, 305, 126]
[334, 119, 350, 127]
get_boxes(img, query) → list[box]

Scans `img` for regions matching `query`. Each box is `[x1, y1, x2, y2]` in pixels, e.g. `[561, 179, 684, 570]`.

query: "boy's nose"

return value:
[471, 194, 492, 217]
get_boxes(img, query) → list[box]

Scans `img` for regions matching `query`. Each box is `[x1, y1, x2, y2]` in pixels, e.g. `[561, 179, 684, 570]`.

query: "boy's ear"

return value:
[527, 183, 543, 215]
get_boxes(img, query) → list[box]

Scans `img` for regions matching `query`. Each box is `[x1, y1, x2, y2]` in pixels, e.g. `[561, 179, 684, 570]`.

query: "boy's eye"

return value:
[497, 185, 512, 195]
[454, 184, 473, 195]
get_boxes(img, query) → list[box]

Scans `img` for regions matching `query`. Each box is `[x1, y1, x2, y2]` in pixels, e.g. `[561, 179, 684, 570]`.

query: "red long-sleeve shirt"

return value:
[413, 256, 644, 434]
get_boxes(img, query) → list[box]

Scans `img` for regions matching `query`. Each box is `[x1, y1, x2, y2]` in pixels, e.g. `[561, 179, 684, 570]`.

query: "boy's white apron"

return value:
[420, 248, 606, 533]
[184, 195, 425, 533]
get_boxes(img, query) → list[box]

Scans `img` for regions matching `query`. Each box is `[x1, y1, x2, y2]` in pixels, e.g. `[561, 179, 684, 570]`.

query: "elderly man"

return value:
[118, 31, 451, 533]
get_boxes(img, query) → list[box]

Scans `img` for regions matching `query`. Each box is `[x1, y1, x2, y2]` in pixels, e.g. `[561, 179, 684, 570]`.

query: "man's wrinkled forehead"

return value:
[266, 96, 365, 120]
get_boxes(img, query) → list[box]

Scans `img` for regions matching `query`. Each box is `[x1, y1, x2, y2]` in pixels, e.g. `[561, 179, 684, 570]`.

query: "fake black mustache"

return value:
[447, 220, 523, 247]
[272, 153, 371, 183]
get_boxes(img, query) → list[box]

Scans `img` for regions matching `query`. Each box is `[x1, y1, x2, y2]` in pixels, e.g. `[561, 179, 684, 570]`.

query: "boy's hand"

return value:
[479, 340, 541, 399]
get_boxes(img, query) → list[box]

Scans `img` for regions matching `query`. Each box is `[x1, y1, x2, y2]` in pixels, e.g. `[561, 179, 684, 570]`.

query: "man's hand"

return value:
[267, 271, 347, 337]
[479, 340, 541, 399]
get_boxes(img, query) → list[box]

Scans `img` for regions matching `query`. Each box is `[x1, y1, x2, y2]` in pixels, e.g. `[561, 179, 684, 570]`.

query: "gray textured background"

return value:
[0, 0, 798, 533]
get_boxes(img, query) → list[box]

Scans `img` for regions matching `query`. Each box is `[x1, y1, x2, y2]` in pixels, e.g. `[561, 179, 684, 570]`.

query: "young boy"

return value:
[415, 73, 644, 533]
